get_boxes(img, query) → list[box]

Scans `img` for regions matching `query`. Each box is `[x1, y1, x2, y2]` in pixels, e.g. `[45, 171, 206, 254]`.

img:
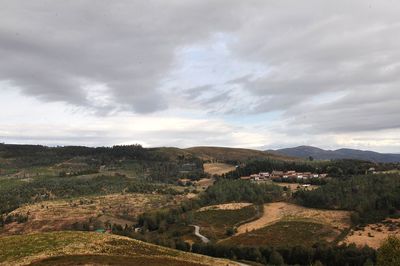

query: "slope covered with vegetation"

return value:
[0, 231, 240, 266]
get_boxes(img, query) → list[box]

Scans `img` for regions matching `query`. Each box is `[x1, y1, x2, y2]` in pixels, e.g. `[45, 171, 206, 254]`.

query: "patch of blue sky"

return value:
[163, 33, 267, 91]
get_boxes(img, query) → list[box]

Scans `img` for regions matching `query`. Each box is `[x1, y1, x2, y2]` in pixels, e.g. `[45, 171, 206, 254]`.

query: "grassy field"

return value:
[203, 163, 236, 176]
[1, 193, 184, 236]
[0, 231, 241, 266]
[193, 204, 259, 240]
[222, 220, 337, 248]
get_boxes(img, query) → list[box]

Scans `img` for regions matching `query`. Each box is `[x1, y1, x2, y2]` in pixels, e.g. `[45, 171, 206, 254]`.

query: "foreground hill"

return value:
[0, 231, 241, 266]
[186, 146, 295, 162]
[269, 145, 400, 163]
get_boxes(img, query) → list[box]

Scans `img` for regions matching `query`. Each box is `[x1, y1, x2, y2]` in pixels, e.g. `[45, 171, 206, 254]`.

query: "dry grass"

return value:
[236, 202, 351, 235]
[341, 218, 400, 249]
[198, 203, 252, 212]
[203, 163, 236, 176]
[1, 193, 181, 236]
[0, 231, 242, 266]
[195, 178, 215, 188]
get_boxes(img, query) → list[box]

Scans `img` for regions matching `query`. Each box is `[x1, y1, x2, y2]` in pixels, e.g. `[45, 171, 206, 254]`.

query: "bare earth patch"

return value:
[341, 218, 400, 249]
[195, 178, 215, 188]
[236, 202, 351, 235]
[1, 193, 180, 236]
[198, 203, 253, 212]
[203, 163, 236, 176]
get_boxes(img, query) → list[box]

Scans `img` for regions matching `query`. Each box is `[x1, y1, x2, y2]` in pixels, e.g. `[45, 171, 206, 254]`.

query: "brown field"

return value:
[198, 203, 252, 212]
[195, 178, 215, 188]
[203, 163, 236, 176]
[236, 202, 351, 235]
[0, 231, 242, 266]
[341, 218, 400, 249]
[1, 193, 182, 236]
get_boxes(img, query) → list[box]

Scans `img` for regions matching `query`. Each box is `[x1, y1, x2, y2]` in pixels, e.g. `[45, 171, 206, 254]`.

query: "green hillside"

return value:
[0, 231, 240, 266]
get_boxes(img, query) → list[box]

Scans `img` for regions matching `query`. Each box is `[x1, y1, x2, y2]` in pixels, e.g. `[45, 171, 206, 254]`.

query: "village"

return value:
[240, 170, 328, 182]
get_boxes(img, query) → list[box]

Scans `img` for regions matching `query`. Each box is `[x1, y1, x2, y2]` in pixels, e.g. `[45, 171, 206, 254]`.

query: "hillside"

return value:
[0, 231, 241, 266]
[269, 145, 400, 163]
[186, 146, 295, 162]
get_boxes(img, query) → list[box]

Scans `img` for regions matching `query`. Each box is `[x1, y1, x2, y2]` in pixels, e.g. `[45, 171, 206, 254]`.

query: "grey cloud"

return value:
[218, 1, 400, 134]
[0, 0, 248, 113]
[2, 0, 400, 137]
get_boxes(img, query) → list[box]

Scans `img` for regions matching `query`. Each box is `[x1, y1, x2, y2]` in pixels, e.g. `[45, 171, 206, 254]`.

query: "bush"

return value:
[377, 236, 400, 266]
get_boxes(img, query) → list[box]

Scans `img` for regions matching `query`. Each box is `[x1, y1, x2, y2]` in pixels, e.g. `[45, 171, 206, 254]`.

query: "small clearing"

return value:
[195, 178, 215, 189]
[274, 182, 319, 192]
[198, 203, 252, 212]
[342, 218, 400, 249]
[236, 202, 351, 235]
[203, 163, 236, 176]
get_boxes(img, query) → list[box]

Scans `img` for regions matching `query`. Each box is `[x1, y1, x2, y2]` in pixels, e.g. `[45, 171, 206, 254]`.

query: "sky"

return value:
[1, 0, 400, 152]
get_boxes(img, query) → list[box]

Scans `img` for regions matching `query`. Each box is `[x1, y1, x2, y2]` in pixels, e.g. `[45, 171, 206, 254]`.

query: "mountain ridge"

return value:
[268, 145, 400, 163]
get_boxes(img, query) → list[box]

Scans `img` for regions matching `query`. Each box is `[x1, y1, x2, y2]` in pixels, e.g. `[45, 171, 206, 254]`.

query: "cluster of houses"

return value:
[240, 170, 328, 181]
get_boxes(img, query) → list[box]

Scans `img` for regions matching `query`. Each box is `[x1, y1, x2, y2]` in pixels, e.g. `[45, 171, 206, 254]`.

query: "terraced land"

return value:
[0, 231, 241, 266]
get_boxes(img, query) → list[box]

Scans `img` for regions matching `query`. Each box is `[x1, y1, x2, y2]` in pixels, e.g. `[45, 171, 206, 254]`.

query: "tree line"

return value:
[295, 174, 400, 224]
[192, 242, 376, 266]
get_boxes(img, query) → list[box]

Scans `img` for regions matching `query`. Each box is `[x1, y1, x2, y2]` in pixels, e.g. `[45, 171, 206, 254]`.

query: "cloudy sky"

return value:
[1, 0, 400, 152]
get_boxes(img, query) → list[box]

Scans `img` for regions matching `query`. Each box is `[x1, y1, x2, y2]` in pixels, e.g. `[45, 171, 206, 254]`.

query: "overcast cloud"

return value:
[1, 0, 400, 152]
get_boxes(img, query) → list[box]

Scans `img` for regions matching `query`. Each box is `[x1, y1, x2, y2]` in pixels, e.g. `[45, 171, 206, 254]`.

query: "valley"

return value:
[1, 143, 400, 265]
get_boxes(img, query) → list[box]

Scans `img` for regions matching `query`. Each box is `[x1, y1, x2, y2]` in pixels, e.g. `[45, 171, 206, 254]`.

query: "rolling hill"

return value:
[186, 146, 296, 162]
[0, 231, 241, 266]
[269, 146, 400, 163]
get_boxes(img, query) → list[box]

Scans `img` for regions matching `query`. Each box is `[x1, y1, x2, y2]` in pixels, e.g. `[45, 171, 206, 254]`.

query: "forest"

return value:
[295, 174, 400, 223]
[192, 242, 376, 266]
[0, 143, 205, 182]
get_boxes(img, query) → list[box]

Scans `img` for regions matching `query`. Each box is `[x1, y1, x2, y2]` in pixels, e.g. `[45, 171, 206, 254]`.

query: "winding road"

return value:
[191, 225, 210, 243]
[191, 225, 250, 266]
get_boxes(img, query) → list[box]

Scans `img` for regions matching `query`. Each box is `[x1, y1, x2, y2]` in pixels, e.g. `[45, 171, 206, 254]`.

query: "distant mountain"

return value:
[268, 146, 400, 163]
